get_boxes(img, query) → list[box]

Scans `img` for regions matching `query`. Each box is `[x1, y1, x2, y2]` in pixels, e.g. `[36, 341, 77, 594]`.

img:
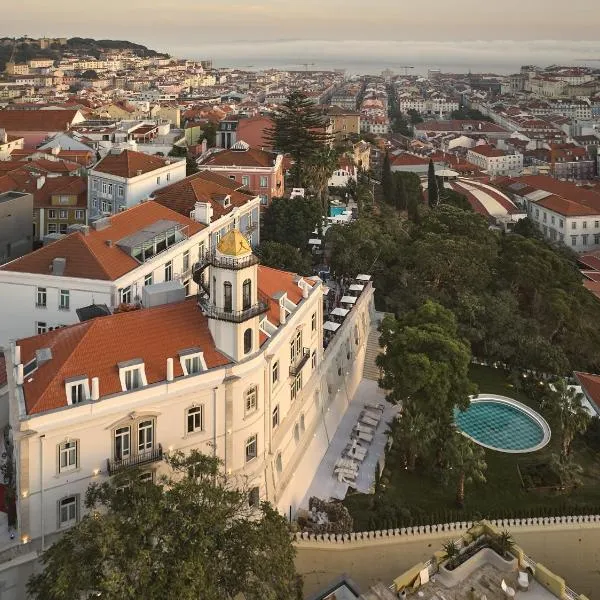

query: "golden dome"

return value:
[217, 229, 252, 257]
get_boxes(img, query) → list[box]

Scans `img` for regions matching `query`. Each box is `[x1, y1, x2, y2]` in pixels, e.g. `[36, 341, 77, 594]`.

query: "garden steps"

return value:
[363, 329, 382, 381]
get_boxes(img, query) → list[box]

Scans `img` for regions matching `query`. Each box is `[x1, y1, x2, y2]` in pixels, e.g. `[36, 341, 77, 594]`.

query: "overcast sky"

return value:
[2, 0, 599, 71]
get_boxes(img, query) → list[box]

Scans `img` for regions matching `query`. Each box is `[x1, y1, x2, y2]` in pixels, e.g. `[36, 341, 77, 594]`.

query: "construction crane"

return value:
[298, 62, 316, 71]
[398, 65, 414, 76]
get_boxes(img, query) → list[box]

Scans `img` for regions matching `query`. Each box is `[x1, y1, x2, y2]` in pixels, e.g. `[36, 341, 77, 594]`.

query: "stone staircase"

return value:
[363, 329, 382, 381]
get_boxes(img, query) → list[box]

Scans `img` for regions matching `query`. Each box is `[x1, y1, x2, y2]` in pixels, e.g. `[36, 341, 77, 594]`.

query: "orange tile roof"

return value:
[1, 201, 204, 280]
[152, 171, 256, 220]
[469, 144, 506, 157]
[17, 298, 231, 415]
[535, 194, 597, 217]
[575, 372, 600, 411]
[0, 109, 82, 132]
[202, 147, 277, 168]
[258, 265, 312, 326]
[93, 150, 174, 178]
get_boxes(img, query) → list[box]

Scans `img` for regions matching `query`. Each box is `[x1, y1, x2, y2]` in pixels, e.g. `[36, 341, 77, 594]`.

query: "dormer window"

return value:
[65, 376, 90, 405]
[179, 348, 207, 376]
[118, 359, 147, 391]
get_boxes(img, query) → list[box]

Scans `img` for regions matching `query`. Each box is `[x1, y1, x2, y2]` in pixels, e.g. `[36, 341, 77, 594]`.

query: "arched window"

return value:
[242, 278, 252, 311]
[243, 328, 252, 354]
[223, 281, 232, 312]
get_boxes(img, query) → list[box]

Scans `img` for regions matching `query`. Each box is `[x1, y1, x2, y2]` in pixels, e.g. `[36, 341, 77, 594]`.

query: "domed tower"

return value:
[197, 230, 267, 361]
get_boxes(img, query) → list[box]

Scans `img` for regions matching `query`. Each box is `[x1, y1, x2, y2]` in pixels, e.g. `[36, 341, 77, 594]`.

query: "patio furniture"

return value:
[344, 446, 367, 461]
[360, 411, 380, 425]
[365, 402, 385, 412]
[501, 579, 515, 599]
[337, 471, 356, 484]
[335, 458, 359, 472]
[518, 571, 529, 591]
[359, 415, 379, 428]
[355, 422, 375, 433]
[353, 430, 373, 443]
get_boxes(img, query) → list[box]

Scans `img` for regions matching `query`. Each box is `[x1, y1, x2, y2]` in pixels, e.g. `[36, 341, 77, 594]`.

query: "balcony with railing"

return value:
[197, 293, 269, 323]
[106, 444, 163, 475]
[289, 348, 310, 377]
[193, 251, 259, 272]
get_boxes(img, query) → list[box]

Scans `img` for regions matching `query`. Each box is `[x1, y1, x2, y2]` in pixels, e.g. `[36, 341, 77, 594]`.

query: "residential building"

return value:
[327, 106, 361, 138]
[0, 110, 86, 148]
[198, 141, 284, 206]
[0, 185, 260, 345]
[328, 158, 357, 188]
[0, 129, 24, 160]
[87, 149, 186, 219]
[0, 191, 33, 264]
[2, 229, 375, 548]
[466, 144, 523, 176]
[414, 120, 511, 142]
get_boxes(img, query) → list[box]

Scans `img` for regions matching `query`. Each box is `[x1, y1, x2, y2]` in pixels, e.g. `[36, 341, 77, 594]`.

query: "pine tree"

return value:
[381, 151, 393, 203]
[427, 159, 439, 208]
[265, 91, 330, 187]
[393, 173, 408, 211]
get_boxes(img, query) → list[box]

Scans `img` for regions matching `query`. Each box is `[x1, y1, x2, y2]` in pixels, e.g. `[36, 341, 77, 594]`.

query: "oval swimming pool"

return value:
[454, 395, 551, 454]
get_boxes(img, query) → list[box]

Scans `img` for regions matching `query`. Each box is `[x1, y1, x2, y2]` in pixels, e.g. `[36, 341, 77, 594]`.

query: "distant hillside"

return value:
[0, 37, 169, 71]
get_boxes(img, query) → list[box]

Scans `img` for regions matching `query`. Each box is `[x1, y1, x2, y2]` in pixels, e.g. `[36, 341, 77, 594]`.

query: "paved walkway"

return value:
[300, 379, 399, 507]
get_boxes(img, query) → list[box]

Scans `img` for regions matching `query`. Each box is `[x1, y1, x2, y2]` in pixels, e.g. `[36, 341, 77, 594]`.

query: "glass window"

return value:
[291, 373, 302, 402]
[59, 496, 77, 527]
[311, 350, 317, 370]
[183, 250, 190, 272]
[242, 175, 250, 187]
[311, 312, 316, 331]
[164, 260, 173, 282]
[36, 287, 47, 307]
[248, 486, 260, 507]
[245, 386, 258, 413]
[572, 221, 577, 229]
[36, 321, 47, 334]
[583, 221, 588, 229]
[118, 185, 124, 197]
[272, 405, 279, 429]
[115, 426, 130, 460]
[47, 223, 58, 234]
[595, 234, 600, 245]
[70, 383, 85, 404]
[120, 286, 132, 304]
[223, 281, 232, 312]
[75, 210, 84, 220]
[187, 406, 204, 433]
[59, 441, 78, 472]
[244, 328, 252, 354]
[138, 420, 153, 452]
[124, 368, 142, 390]
[272, 361, 279, 384]
[59, 289, 70, 310]
[185, 355, 201, 375]
[259, 176, 268, 188]
[245, 435, 257, 462]
[48, 209, 56, 219]
[144, 273, 153, 286]
[242, 278, 251, 311]
[571, 235, 577, 246]
[583, 234, 589, 246]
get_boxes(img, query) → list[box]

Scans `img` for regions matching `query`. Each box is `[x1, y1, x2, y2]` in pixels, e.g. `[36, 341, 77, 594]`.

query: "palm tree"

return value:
[448, 434, 487, 508]
[392, 404, 435, 472]
[304, 147, 341, 214]
[442, 540, 460, 568]
[493, 530, 515, 558]
[542, 379, 591, 459]
[549, 453, 584, 489]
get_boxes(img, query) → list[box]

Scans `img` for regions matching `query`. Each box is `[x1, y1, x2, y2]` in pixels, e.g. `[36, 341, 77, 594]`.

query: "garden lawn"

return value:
[344, 365, 600, 531]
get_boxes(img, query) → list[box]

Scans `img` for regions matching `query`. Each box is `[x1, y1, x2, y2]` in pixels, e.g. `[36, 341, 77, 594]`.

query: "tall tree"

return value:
[304, 147, 341, 214]
[393, 173, 408, 211]
[256, 241, 313, 274]
[27, 452, 301, 600]
[444, 434, 487, 508]
[427, 159, 439, 208]
[265, 91, 330, 187]
[541, 379, 591, 459]
[381, 151, 393, 202]
[262, 196, 321, 248]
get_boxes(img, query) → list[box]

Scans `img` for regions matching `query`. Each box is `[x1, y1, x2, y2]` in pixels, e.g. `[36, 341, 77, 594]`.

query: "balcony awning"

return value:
[331, 307, 349, 317]
[340, 296, 357, 305]
[324, 321, 341, 332]
[356, 274, 371, 281]
[349, 284, 365, 292]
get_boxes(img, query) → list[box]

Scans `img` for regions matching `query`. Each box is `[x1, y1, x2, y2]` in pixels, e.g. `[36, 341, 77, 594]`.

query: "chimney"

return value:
[301, 283, 308, 299]
[105, 240, 113, 247]
[50, 145, 61, 156]
[91, 377, 100, 401]
[37, 175, 46, 190]
[201, 138, 208, 153]
[136, 169, 142, 176]
[14, 345, 21, 365]
[192, 201, 212, 225]
[51, 257, 66, 276]
[16, 364, 24, 386]
[279, 302, 287, 325]
[166, 358, 174, 382]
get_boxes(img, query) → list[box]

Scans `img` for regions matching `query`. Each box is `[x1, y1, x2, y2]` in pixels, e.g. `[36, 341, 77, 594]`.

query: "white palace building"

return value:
[1, 230, 374, 547]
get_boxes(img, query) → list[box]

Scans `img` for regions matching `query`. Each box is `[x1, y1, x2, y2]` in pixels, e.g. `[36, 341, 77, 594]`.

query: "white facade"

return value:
[328, 167, 357, 188]
[0, 197, 261, 347]
[87, 157, 186, 219]
[530, 204, 600, 252]
[466, 148, 523, 176]
[3, 252, 375, 546]
[398, 98, 459, 115]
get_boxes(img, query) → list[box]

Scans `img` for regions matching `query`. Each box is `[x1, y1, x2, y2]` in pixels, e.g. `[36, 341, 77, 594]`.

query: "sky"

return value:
[2, 0, 599, 73]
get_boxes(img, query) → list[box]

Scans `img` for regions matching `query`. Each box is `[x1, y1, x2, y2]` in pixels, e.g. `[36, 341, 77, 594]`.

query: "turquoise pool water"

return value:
[330, 206, 345, 217]
[454, 399, 548, 453]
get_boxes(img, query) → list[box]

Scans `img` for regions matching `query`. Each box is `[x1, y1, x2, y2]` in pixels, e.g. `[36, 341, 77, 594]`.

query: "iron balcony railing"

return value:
[106, 444, 163, 475]
[193, 251, 259, 272]
[289, 348, 310, 377]
[197, 294, 269, 323]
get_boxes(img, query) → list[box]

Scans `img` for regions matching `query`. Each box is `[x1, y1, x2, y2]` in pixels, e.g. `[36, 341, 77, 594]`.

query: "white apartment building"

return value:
[466, 145, 523, 176]
[2, 230, 375, 546]
[88, 149, 186, 219]
[0, 177, 261, 346]
[398, 98, 459, 115]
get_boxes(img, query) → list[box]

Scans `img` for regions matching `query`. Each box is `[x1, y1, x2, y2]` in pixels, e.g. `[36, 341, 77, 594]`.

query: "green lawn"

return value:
[344, 365, 600, 531]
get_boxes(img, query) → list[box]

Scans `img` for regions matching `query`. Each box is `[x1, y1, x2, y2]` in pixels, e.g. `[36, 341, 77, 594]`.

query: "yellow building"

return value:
[328, 105, 361, 137]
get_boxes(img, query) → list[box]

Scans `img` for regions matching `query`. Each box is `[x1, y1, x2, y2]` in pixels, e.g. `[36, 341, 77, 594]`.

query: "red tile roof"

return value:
[202, 147, 277, 168]
[152, 171, 256, 220]
[17, 298, 231, 415]
[535, 194, 596, 217]
[469, 144, 506, 158]
[390, 153, 428, 166]
[1, 201, 204, 280]
[93, 150, 175, 178]
[415, 120, 508, 134]
[0, 109, 82, 132]
[575, 372, 600, 411]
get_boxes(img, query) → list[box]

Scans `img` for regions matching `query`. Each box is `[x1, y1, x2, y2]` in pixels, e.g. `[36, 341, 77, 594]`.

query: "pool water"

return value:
[454, 400, 548, 453]
[330, 206, 345, 217]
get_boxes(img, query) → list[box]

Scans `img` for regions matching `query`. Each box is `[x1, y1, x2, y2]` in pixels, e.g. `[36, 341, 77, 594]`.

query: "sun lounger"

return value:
[335, 458, 359, 471]
[365, 402, 385, 412]
[501, 579, 515, 599]
[353, 430, 373, 443]
[363, 408, 383, 420]
[359, 414, 379, 428]
[355, 422, 375, 434]
[344, 447, 367, 461]
[337, 471, 356, 483]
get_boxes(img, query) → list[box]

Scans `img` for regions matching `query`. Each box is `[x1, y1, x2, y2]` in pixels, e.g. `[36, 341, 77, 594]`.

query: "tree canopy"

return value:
[256, 241, 313, 274]
[262, 196, 321, 248]
[27, 452, 301, 600]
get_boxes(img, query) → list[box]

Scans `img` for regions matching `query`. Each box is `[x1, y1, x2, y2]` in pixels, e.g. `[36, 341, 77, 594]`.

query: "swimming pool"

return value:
[454, 395, 550, 453]
[330, 206, 345, 217]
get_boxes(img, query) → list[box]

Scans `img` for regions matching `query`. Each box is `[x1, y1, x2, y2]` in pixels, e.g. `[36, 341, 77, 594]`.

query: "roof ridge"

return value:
[76, 232, 115, 280]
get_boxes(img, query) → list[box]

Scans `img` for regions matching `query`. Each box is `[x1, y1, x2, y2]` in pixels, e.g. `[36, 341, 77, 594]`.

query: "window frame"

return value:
[137, 419, 154, 453]
[118, 360, 147, 391]
[58, 495, 78, 528]
[58, 440, 79, 473]
[245, 385, 258, 415]
[164, 260, 173, 282]
[144, 272, 153, 286]
[272, 404, 279, 429]
[179, 348, 207, 376]
[245, 434, 257, 463]
[186, 405, 204, 434]
[272, 361, 279, 385]
[243, 328, 252, 354]
[59, 289, 70, 310]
